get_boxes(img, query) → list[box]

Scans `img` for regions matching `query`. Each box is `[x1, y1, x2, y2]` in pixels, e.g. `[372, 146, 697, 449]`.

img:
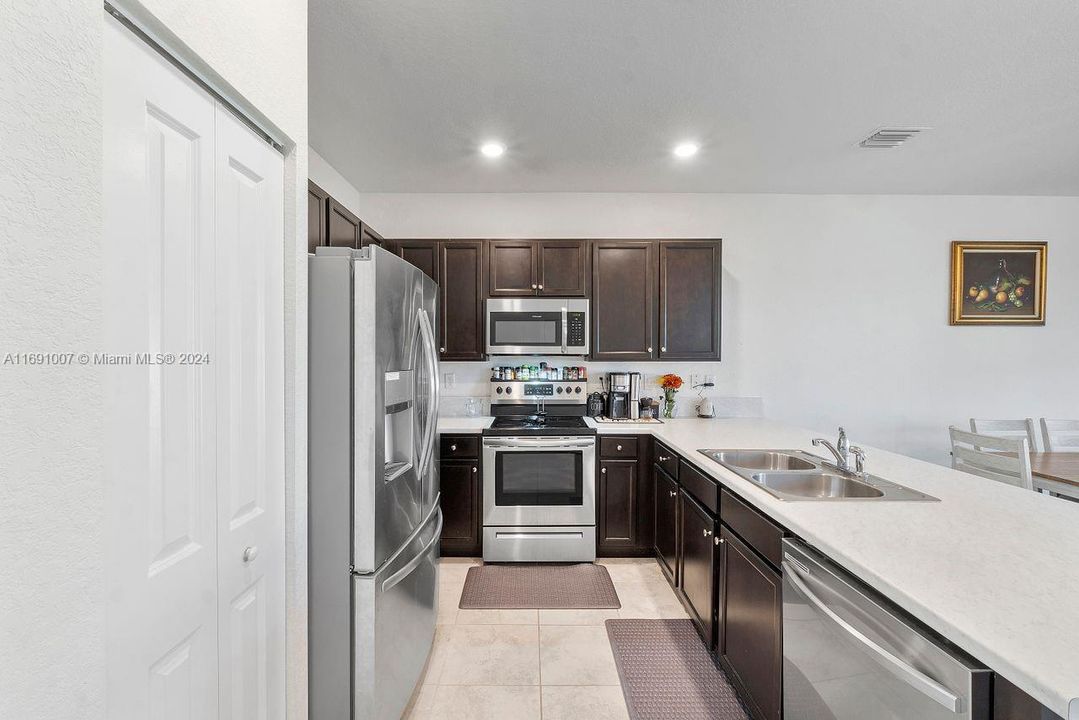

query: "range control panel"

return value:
[490, 380, 589, 404]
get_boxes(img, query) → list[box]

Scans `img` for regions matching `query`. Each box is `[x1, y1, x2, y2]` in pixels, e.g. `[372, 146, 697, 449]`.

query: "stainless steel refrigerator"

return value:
[309, 246, 441, 720]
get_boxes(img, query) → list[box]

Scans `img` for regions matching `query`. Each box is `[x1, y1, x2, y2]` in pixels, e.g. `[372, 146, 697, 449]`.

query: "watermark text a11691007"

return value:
[2, 351, 212, 367]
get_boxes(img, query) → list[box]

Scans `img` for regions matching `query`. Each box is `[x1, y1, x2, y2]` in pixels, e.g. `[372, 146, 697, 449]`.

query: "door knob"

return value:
[703, 529, 713, 538]
[243, 546, 259, 563]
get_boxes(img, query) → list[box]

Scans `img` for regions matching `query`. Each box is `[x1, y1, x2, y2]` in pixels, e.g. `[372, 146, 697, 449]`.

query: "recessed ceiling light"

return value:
[672, 142, 699, 158]
[480, 142, 505, 158]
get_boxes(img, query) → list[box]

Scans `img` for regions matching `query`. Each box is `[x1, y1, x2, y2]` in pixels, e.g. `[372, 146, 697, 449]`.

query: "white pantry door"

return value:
[103, 15, 285, 720]
[214, 105, 285, 720]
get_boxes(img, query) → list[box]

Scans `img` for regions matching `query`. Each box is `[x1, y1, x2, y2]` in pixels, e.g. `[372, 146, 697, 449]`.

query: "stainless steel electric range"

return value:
[482, 379, 597, 562]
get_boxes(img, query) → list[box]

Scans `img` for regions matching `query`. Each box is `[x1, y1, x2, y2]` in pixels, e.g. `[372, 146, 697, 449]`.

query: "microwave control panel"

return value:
[566, 312, 586, 347]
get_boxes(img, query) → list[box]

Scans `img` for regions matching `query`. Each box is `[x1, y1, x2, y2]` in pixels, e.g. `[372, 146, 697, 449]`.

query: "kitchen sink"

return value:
[707, 450, 817, 471]
[698, 448, 939, 502]
[751, 471, 885, 499]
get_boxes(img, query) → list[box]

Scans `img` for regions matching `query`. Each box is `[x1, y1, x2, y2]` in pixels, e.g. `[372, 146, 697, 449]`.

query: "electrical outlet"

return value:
[703, 373, 716, 386]
[442, 372, 455, 389]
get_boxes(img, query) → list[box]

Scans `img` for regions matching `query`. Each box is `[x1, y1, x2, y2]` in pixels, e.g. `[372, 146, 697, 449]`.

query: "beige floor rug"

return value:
[458, 563, 621, 609]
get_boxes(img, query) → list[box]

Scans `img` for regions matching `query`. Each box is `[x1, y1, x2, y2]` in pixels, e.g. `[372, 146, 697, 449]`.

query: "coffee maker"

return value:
[606, 372, 642, 419]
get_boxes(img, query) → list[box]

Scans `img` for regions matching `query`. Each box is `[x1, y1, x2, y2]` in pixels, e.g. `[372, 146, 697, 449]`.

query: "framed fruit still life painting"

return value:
[950, 241, 1047, 325]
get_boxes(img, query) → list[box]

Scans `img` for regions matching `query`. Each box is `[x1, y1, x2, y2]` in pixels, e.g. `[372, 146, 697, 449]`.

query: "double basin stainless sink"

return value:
[698, 449, 938, 502]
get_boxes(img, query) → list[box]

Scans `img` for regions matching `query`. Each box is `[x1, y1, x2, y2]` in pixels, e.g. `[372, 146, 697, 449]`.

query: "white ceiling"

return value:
[309, 1, 1079, 194]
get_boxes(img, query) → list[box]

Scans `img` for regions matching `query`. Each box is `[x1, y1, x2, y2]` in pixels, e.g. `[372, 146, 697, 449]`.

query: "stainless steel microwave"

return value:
[485, 298, 589, 356]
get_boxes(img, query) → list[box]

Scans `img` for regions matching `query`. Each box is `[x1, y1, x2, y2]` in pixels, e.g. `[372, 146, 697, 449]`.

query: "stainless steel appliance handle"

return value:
[782, 560, 962, 713]
[381, 509, 443, 593]
[416, 309, 440, 478]
[483, 437, 596, 449]
[561, 306, 568, 354]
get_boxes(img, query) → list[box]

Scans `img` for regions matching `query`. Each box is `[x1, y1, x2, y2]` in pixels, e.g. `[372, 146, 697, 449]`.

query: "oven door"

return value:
[483, 436, 596, 527]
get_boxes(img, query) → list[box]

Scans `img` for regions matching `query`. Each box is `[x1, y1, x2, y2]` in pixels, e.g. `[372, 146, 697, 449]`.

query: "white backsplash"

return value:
[438, 358, 762, 419]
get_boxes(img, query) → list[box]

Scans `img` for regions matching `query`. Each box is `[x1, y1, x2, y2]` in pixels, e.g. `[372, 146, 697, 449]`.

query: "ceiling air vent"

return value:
[859, 127, 930, 149]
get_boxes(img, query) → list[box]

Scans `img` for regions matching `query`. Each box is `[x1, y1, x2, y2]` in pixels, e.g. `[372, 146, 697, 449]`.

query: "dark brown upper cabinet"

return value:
[536, 240, 589, 296]
[439, 241, 486, 361]
[591, 241, 658, 361]
[396, 240, 440, 282]
[307, 181, 329, 254]
[488, 241, 537, 296]
[359, 223, 385, 249]
[488, 240, 589, 297]
[658, 240, 721, 360]
[327, 198, 361, 249]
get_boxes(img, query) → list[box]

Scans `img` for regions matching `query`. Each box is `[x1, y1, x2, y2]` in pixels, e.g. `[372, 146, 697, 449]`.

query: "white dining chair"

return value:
[968, 418, 1040, 452]
[949, 427, 1034, 491]
[1040, 419, 1079, 452]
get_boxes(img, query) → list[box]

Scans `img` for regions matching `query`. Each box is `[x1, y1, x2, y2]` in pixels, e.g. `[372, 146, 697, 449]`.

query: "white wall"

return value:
[0, 3, 106, 718]
[310, 147, 363, 216]
[0, 1, 309, 718]
[353, 193, 1079, 463]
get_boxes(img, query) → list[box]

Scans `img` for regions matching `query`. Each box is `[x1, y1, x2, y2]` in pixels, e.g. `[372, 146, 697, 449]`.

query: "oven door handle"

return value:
[483, 437, 595, 450]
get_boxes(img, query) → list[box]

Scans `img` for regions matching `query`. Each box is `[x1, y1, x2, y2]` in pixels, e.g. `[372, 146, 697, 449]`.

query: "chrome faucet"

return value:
[813, 427, 851, 472]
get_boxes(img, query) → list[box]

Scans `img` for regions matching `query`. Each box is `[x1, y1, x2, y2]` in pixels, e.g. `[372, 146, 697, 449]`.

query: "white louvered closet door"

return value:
[103, 14, 285, 720]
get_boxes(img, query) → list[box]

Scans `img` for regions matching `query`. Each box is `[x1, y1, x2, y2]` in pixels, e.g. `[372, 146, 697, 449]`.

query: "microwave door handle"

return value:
[782, 562, 962, 714]
[561, 306, 568, 353]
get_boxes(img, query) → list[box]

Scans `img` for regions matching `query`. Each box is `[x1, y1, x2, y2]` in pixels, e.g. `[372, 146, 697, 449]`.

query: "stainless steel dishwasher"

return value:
[782, 539, 991, 720]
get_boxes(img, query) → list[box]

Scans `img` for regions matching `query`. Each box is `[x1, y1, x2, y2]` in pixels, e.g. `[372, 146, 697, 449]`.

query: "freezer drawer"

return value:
[782, 539, 990, 720]
[483, 525, 596, 562]
[353, 505, 442, 720]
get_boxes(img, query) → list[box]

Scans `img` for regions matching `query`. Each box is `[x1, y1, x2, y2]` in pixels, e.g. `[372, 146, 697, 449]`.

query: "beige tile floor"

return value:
[405, 557, 689, 720]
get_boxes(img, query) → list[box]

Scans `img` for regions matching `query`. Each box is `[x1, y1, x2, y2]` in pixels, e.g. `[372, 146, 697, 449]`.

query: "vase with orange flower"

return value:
[658, 373, 683, 419]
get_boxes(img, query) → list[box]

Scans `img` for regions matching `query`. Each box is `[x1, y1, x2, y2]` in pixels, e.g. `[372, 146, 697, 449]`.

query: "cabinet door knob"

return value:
[616, 444, 623, 451]
[538, 284, 544, 290]
[243, 546, 259, 563]
[658, 456, 669, 462]
[450, 444, 457, 451]
[647, 346, 653, 353]
[601, 467, 607, 474]
[440, 346, 446, 352]
[715, 536, 724, 546]
[669, 490, 677, 497]
[703, 529, 713, 538]
[472, 466, 477, 473]
[661, 346, 666, 352]
[531, 283, 538, 289]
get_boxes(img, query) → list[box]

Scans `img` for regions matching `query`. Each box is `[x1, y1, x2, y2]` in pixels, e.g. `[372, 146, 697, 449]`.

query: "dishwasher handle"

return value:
[783, 560, 963, 714]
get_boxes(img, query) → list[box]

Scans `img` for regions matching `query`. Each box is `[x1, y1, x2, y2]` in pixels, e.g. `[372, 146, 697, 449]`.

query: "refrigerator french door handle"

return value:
[381, 509, 443, 593]
[782, 560, 962, 714]
[415, 308, 440, 479]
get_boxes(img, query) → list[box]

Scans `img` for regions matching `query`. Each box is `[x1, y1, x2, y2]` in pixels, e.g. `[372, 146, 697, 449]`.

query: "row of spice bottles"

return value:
[491, 364, 587, 381]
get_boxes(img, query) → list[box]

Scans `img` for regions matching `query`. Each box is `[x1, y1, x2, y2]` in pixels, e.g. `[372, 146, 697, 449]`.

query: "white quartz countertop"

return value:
[436, 416, 1079, 717]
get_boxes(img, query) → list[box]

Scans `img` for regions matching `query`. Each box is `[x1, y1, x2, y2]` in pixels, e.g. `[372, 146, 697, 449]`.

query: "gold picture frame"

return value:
[950, 241, 1047, 325]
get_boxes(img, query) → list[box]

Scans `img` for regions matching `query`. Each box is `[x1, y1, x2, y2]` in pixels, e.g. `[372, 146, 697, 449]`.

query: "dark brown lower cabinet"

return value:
[439, 459, 480, 556]
[679, 490, 717, 648]
[598, 460, 637, 551]
[654, 466, 679, 584]
[719, 525, 782, 720]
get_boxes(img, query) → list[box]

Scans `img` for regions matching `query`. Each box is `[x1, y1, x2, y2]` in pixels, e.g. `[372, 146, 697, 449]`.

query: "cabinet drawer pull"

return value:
[658, 455, 670, 462]
[450, 444, 457, 451]
[703, 529, 713, 538]
[669, 490, 677, 497]
[616, 444, 623, 451]
[601, 467, 607, 474]
[714, 536, 724, 546]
